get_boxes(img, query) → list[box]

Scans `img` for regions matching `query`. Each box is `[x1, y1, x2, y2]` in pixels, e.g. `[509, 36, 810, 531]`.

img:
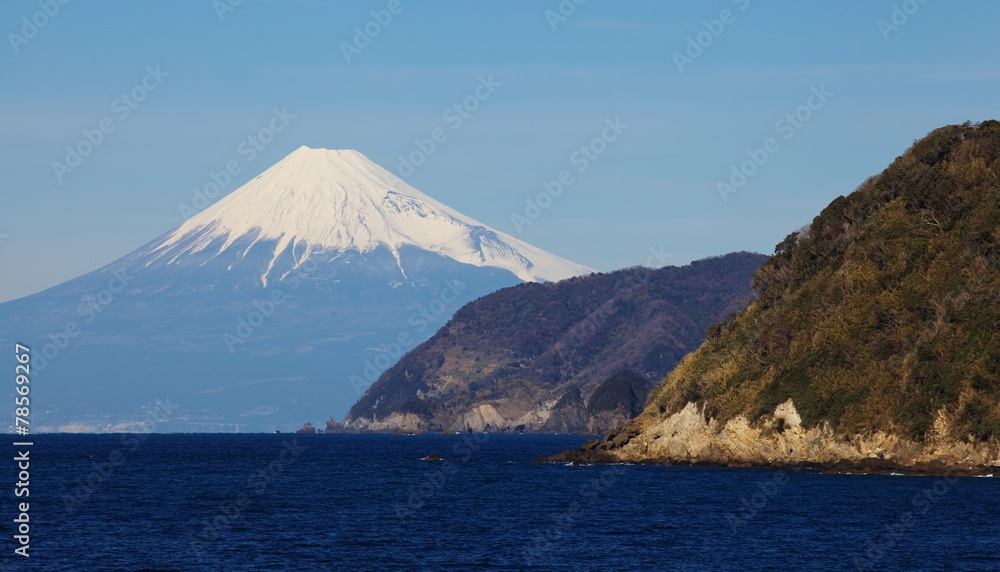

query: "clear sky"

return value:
[2, 1, 999, 303]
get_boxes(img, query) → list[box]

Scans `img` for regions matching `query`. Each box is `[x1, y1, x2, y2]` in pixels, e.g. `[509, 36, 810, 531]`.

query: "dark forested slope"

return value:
[338, 252, 766, 433]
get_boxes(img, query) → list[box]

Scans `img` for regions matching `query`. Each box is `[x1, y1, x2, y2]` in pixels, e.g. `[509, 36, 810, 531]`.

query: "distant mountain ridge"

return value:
[0, 147, 593, 432]
[338, 252, 767, 434]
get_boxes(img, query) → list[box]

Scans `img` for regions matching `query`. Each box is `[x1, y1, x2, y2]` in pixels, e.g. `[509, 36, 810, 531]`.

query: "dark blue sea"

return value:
[2, 434, 998, 571]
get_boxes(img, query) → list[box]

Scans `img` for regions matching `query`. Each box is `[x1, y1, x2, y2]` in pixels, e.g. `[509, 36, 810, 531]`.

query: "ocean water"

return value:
[2, 433, 998, 571]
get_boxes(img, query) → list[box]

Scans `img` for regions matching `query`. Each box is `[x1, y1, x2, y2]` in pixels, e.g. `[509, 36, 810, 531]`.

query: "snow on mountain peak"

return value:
[150, 146, 594, 283]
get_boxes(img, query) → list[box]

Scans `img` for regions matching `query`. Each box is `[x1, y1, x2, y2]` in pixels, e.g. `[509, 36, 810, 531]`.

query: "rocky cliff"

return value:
[548, 122, 1000, 475]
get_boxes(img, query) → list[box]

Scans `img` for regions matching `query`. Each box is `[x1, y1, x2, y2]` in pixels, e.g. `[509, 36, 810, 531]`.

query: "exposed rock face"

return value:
[548, 400, 1000, 475]
[539, 387, 590, 433]
[338, 253, 767, 434]
[548, 123, 1000, 475]
[356, 412, 426, 434]
[455, 404, 508, 433]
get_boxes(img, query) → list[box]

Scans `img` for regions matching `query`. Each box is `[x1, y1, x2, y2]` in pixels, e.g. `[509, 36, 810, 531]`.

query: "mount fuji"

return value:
[0, 147, 593, 432]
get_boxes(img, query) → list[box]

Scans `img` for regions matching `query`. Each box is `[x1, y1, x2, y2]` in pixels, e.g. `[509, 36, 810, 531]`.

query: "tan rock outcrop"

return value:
[452, 404, 508, 432]
[352, 412, 427, 434]
[554, 400, 1000, 475]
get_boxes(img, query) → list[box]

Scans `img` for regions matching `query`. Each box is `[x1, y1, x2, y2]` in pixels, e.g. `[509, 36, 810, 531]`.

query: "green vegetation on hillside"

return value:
[651, 121, 1000, 443]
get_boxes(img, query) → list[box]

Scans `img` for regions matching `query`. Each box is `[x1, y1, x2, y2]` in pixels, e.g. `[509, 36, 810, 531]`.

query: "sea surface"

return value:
[2, 434, 998, 571]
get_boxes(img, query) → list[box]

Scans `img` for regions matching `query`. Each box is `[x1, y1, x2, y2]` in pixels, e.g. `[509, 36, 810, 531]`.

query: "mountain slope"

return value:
[339, 252, 766, 434]
[0, 147, 593, 432]
[551, 122, 1000, 474]
[149, 146, 592, 284]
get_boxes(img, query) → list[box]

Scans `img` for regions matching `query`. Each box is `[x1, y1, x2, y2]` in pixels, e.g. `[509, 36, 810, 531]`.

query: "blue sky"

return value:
[2, 0, 999, 302]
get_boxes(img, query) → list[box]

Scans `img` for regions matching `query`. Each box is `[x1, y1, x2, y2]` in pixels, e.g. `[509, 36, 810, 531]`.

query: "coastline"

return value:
[540, 400, 1000, 478]
[541, 446, 999, 477]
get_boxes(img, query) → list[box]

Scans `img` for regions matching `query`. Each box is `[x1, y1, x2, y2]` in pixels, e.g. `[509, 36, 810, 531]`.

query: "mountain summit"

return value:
[0, 147, 592, 432]
[152, 146, 591, 285]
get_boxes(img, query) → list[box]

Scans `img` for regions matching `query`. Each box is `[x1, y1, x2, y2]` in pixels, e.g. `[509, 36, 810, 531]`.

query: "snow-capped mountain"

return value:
[0, 147, 593, 433]
[151, 146, 590, 285]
